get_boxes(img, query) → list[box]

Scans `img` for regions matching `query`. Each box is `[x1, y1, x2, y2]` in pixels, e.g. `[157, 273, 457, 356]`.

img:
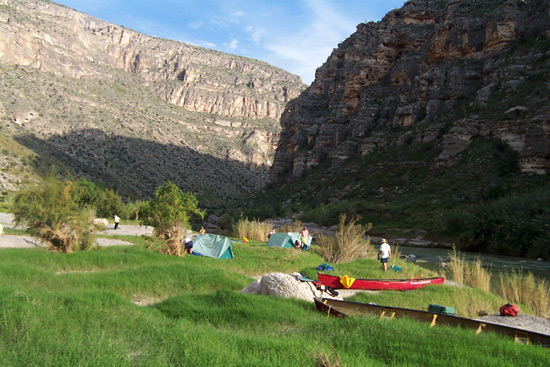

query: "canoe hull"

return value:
[317, 273, 445, 290]
[314, 297, 550, 347]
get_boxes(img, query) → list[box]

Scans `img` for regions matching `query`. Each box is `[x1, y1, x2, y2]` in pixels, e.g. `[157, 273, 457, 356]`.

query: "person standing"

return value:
[378, 238, 391, 271]
[300, 227, 310, 249]
[114, 214, 120, 230]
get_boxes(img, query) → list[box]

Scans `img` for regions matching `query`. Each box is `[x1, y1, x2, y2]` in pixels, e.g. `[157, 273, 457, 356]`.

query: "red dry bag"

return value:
[499, 303, 519, 317]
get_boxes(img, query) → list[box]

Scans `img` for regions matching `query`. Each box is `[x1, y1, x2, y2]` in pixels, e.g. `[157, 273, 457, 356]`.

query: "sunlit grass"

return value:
[0, 240, 548, 366]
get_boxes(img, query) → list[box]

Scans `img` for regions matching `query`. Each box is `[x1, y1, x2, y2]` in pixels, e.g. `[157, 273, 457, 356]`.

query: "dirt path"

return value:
[0, 213, 152, 248]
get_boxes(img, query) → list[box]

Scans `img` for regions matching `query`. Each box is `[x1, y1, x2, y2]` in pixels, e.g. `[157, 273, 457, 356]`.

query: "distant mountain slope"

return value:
[0, 0, 306, 205]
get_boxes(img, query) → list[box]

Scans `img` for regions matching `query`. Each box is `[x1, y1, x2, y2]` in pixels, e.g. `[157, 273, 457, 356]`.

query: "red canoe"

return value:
[317, 273, 445, 291]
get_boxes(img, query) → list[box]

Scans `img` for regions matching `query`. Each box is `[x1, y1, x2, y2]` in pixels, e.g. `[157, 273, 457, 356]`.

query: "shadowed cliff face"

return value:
[15, 129, 263, 207]
[271, 0, 550, 182]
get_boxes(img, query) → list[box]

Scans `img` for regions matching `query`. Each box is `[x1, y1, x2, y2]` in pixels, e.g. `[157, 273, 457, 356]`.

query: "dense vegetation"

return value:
[246, 137, 550, 258]
[8, 177, 203, 253]
[0, 239, 548, 366]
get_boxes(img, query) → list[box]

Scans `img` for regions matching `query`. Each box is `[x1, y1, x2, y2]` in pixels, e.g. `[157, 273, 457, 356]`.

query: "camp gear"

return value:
[314, 298, 550, 346]
[428, 304, 456, 316]
[317, 273, 445, 291]
[390, 264, 402, 272]
[266, 232, 312, 249]
[339, 275, 356, 288]
[316, 263, 335, 271]
[500, 303, 519, 317]
[191, 234, 234, 259]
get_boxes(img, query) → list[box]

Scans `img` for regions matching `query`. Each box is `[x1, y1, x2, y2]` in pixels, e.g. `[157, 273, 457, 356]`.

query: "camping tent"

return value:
[266, 232, 312, 249]
[192, 234, 234, 259]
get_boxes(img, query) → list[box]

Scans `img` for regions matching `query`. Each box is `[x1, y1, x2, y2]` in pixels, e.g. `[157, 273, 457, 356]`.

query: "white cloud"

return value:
[209, 19, 229, 29]
[245, 25, 266, 45]
[188, 20, 204, 30]
[257, 0, 359, 83]
[224, 39, 239, 52]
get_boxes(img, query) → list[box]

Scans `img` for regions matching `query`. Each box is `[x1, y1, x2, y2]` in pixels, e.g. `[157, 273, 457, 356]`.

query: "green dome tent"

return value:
[192, 234, 234, 259]
[266, 232, 312, 249]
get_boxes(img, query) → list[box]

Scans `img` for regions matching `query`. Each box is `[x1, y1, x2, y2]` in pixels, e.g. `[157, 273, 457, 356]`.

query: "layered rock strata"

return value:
[271, 0, 550, 181]
[0, 0, 304, 120]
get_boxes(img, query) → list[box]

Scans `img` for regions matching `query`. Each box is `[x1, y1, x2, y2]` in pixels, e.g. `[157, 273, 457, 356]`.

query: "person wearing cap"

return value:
[378, 238, 392, 271]
[182, 236, 193, 255]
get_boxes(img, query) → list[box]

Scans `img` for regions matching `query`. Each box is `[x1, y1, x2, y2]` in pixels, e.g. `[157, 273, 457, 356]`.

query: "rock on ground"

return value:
[242, 273, 342, 302]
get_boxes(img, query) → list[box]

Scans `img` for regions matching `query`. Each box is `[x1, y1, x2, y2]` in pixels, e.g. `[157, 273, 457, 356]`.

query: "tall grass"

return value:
[233, 217, 273, 242]
[445, 247, 491, 290]
[316, 215, 375, 263]
[444, 248, 549, 317]
[497, 270, 550, 318]
[466, 258, 492, 292]
[277, 220, 304, 233]
[446, 246, 466, 284]
[0, 242, 547, 365]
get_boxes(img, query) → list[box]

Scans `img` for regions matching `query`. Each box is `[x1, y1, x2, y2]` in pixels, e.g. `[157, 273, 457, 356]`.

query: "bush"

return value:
[141, 182, 205, 245]
[440, 186, 550, 257]
[316, 215, 375, 263]
[10, 176, 93, 253]
[73, 178, 125, 219]
[301, 200, 357, 226]
[277, 220, 304, 233]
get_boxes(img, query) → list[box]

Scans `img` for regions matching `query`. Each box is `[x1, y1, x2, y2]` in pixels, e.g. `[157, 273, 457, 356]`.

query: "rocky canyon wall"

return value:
[271, 0, 550, 181]
[0, 0, 305, 120]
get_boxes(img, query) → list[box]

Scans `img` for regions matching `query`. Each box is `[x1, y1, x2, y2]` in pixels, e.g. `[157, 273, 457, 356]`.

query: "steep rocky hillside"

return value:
[271, 0, 550, 181]
[0, 0, 306, 205]
[254, 0, 550, 256]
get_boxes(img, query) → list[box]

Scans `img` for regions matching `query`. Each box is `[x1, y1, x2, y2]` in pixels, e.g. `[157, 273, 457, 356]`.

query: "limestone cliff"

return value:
[0, 0, 306, 203]
[0, 0, 304, 120]
[271, 0, 550, 181]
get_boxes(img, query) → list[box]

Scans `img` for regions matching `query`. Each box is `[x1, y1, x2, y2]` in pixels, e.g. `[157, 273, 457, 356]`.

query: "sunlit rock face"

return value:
[0, 0, 307, 200]
[271, 0, 550, 181]
[0, 0, 305, 121]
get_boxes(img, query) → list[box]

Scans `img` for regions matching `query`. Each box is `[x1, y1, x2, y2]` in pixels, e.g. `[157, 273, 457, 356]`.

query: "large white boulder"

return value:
[242, 272, 342, 302]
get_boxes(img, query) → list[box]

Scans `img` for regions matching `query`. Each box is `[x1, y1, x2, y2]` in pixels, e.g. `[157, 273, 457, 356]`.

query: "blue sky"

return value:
[54, 0, 407, 84]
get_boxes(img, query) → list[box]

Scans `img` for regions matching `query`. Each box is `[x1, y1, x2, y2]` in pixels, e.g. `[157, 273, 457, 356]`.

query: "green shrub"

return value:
[441, 186, 550, 257]
[72, 178, 125, 219]
[141, 182, 205, 255]
[10, 176, 93, 252]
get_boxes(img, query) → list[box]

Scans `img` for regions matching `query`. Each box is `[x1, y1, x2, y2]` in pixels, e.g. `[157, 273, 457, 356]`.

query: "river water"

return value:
[398, 246, 550, 283]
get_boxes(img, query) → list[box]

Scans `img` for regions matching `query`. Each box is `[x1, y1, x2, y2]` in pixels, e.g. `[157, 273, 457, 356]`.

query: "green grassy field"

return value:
[0, 239, 548, 366]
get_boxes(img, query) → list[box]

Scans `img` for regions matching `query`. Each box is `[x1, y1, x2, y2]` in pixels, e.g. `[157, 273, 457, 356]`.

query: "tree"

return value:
[141, 182, 205, 241]
[11, 176, 93, 253]
[73, 178, 125, 219]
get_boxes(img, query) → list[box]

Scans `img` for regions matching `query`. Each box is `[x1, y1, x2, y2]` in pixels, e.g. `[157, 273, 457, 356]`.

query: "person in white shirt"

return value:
[378, 238, 391, 271]
[114, 214, 120, 230]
